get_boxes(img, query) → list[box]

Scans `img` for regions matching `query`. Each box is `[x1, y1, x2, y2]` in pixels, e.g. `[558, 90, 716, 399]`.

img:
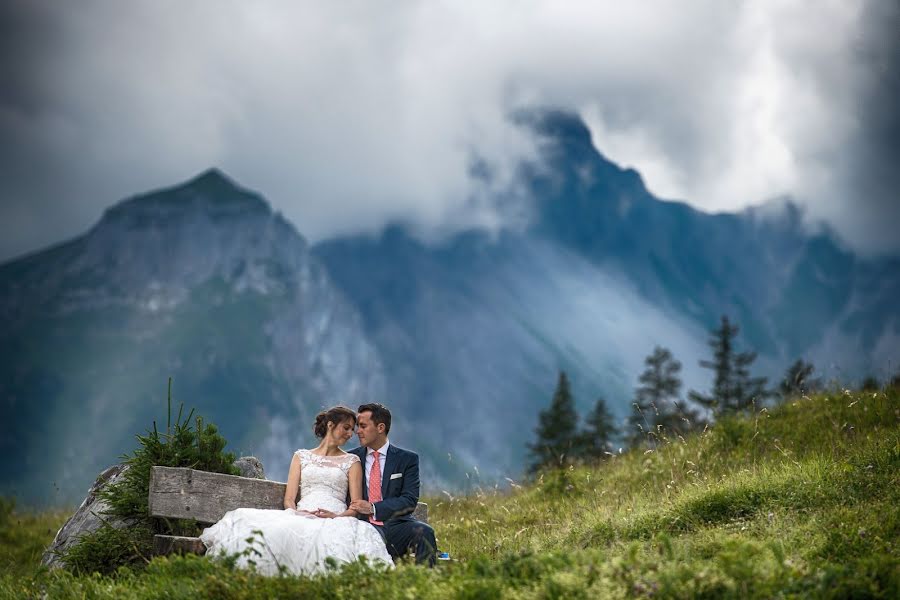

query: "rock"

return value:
[41, 464, 133, 569]
[233, 456, 265, 479]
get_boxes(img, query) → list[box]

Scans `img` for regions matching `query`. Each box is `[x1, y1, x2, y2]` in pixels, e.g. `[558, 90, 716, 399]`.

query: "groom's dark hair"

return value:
[358, 403, 392, 434]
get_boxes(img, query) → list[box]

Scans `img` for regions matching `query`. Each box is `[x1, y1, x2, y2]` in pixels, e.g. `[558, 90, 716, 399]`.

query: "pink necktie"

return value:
[368, 450, 384, 525]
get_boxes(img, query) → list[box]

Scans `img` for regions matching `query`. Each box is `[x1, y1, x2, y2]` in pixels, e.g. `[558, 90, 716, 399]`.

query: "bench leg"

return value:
[153, 535, 207, 556]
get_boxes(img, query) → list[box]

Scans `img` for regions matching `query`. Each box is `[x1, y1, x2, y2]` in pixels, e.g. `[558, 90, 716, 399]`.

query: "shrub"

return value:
[62, 379, 239, 575]
[63, 522, 154, 576]
[0, 497, 12, 528]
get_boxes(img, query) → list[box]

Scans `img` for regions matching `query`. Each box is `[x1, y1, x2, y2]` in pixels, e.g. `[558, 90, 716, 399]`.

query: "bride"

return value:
[200, 406, 394, 575]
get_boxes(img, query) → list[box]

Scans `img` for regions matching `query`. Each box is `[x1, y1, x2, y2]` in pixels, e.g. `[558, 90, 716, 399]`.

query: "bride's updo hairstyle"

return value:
[313, 405, 357, 438]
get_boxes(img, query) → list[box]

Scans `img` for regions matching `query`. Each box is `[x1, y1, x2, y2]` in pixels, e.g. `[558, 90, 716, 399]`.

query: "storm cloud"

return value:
[1, 0, 898, 262]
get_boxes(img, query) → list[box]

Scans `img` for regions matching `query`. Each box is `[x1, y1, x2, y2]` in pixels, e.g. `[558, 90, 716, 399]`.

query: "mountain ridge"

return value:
[0, 169, 383, 504]
[1, 110, 897, 505]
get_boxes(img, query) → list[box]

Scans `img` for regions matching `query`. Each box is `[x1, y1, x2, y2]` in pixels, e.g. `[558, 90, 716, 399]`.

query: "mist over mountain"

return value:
[520, 111, 900, 372]
[2, 111, 897, 506]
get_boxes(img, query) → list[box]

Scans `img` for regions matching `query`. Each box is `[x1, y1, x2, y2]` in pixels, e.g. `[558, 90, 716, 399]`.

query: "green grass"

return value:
[1, 388, 898, 598]
[0, 499, 68, 579]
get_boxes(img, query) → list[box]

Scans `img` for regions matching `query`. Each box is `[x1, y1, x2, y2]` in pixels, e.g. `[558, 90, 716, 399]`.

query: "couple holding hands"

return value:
[200, 403, 438, 575]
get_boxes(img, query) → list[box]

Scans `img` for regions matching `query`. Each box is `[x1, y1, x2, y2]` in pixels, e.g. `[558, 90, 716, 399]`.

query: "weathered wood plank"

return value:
[149, 466, 428, 524]
[153, 535, 207, 556]
[157, 535, 206, 556]
[149, 466, 290, 524]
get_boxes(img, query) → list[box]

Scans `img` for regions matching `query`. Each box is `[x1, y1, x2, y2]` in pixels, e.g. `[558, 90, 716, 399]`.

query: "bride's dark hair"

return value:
[313, 406, 357, 438]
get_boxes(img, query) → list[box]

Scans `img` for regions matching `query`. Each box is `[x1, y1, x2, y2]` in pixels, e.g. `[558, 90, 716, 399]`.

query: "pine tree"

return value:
[579, 397, 617, 461]
[688, 315, 769, 415]
[861, 376, 880, 391]
[628, 346, 684, 447]
[528, 371, 580, 473]
[779, 358, 820, 398]
[689, 316, 737, 414]
[732, 349, 769, 411]
[66, 378, 239, 575]
[889, 369, 900, 391]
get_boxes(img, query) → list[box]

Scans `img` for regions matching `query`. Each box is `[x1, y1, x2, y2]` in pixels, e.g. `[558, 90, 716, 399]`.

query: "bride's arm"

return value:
[283, 453, 301, 510]
[335, 461, 362, 517]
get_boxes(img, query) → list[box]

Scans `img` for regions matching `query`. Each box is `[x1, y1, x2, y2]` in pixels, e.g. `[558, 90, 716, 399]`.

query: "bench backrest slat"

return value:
[149, 466, 294, 524]
[149, 466, 428, 524]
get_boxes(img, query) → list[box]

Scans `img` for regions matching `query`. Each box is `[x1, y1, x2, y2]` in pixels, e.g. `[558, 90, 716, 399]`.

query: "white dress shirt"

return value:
[365, 440, 389, 520]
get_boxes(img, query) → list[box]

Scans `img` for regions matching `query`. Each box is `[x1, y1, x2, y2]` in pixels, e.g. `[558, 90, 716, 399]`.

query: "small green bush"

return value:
[62, 379, 239, 575]
[63, 522, 154, 576]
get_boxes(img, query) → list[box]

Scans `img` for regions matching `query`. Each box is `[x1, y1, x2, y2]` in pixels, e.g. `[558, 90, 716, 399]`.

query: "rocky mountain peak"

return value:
[187, 166, 238, 189]
[0, 170, 313, 319]
[99, 168, 271, 229]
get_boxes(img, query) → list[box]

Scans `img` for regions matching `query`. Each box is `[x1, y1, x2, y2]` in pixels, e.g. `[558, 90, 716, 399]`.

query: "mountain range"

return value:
[2, 110, 898, 505]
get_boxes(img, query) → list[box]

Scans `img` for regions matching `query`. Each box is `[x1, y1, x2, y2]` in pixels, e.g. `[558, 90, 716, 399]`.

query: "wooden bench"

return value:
[148, 466, 429, 555]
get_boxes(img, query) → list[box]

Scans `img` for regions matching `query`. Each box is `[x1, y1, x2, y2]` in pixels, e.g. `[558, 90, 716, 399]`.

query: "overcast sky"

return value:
[1, 0, 898, 263]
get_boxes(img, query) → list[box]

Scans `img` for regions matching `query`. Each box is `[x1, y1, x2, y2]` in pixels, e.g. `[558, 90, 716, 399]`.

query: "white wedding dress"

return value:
[200, 450, 394, 576]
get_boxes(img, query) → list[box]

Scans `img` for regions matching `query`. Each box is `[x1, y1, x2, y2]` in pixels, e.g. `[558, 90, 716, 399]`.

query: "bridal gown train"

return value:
[200, 450, 394, 576]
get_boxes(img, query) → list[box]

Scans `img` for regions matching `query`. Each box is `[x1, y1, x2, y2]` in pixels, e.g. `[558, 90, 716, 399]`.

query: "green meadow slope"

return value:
[1, 388, 897, 598]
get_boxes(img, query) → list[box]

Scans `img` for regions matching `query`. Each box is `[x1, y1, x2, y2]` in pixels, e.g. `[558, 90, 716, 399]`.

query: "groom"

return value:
[349, 403, 437, 566]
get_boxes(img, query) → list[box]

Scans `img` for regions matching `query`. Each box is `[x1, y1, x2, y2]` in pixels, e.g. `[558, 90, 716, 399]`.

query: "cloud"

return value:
[0, 0, 897, 262]
[576, 1, 899, 256]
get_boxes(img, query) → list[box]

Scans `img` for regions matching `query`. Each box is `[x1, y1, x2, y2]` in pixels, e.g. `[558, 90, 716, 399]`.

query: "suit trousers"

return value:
[373, 518, 437, 567]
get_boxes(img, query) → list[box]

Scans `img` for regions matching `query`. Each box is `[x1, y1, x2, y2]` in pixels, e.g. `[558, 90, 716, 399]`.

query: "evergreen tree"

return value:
[889, 369, 900, 391]
[579, 397, 617, 460]
[779, 358, 820, 398]
[668, 399, 706, 439]
[732, 349, 770, 411]
[64, 378, 239, 575]
[861, 376, 880, 391]
[688, 315, 769, 416]
[628, 346, 684, 447]
[689, 316, 738, 414]
[528, 371, 579, 473]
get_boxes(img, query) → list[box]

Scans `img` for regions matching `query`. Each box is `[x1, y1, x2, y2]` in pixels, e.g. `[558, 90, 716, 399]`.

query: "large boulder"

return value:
[42, 457, 266, 568]
[233, 456, 265, 479]
[41, 464, 132, 569]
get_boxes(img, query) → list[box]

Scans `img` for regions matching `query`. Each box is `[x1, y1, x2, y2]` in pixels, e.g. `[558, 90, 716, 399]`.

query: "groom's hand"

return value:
[350, 500, 374, 515]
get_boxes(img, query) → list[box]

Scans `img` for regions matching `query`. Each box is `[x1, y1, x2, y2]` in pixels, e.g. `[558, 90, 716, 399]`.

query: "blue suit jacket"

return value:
[349, 444, 420, 522]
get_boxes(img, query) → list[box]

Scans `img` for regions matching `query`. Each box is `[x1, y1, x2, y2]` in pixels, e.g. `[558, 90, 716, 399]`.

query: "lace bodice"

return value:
[294, 449, 359, 513]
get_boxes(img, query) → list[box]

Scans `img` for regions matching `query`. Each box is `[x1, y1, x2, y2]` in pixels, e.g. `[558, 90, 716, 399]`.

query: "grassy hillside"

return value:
[1, 388, 897, 598]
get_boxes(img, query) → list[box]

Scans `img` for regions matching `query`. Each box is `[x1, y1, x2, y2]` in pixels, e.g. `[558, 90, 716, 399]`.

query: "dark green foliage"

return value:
[778, 358, 821, 398]
[890, 370, 900, 390]
[732, 349, 769, 409]
[676, 485, 769, 527]
[63, 522, 154, 576]
[578, 397, 616, 461]
[528, 371, 580, 473]
[629, 346, 700, 447]
[689, 315, 770, 416]
[690, 315, 738, 413]
[100, 387, 239, 521]
[537, 467, 575, 496]
[861, 375, 880, 391]
[0, 497, 11, 528]
[64, 379, 239, 574]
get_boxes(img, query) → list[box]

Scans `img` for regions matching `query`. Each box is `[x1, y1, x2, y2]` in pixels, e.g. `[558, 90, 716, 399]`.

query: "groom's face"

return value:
[356, 411, 384, 447]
